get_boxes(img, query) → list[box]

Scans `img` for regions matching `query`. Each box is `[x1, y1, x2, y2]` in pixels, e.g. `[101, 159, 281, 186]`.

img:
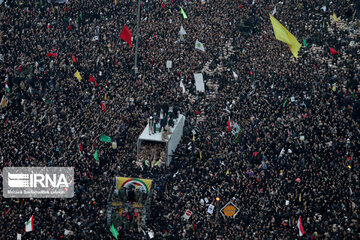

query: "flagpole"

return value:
[134, 0, 141, 74]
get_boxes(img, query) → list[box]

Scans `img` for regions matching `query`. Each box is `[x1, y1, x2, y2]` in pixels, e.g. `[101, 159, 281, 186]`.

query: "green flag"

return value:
[110, 224, 119, 239]
[100, 134, 111, 143]
[180, 8, 188, 19]
[302, 38, 308, 48]
[283, 100, 287, 107]
[94, 150, 99, 162]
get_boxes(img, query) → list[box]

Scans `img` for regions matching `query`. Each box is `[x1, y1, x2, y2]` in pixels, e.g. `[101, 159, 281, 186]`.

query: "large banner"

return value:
[116, 177, 152, 194]
[194, 73, 205, 92]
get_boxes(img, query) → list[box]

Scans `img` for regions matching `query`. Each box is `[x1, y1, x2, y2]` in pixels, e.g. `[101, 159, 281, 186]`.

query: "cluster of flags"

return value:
[73, 70, 106, 111]
[93, 134, 112, 163]
[269, 10, 342, 58]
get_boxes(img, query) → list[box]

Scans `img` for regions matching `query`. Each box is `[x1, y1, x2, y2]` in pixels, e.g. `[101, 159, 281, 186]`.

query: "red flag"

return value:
[79, 143, 83, 152]
[329, 47, 339, 55]
[227, 117, 231, 132]
[161, 2, 165, 8]
[250, 71, 253, 75]
[89, 75, 98, 86]
[171, 0, 174, 4]
[297, 216, 306, 236]
[72, 54, 77, 64]
[120, 25, 133, 47]
[101, 102, 106, 112]
[240, 3, 243, 8]
[47, 53, 57, 58]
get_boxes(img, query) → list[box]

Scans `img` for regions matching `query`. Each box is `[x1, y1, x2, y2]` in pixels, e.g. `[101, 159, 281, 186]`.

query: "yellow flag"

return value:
[269, 14, 301, 58]
[333, 12, 338, 21]
[299, 193, 302, 202]
[114, 0, 117, 5]
[74, 70, 82, 82]
[192, 134, 195, 142]
[1, 95, 7, 108]
[104, 93, 107, 100]
[226, 169, 230, 175]
[200, 152, 202, 160]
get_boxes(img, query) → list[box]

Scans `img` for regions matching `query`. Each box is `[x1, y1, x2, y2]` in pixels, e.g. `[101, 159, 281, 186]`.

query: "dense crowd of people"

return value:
[1, 0, 359, 239]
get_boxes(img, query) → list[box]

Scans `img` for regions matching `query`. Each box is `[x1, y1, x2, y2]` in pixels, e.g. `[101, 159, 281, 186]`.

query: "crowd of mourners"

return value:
[1, 0, 360, 239]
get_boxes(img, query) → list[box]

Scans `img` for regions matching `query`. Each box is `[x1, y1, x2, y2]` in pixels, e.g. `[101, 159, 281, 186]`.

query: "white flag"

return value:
[232, 71, 238, 79]
[207, 204, 214, 215]
[180, 80, 186, 93]
[178, 26, 187, 35]
[17, 234, 22, 240]
[148, 231, 154, 239]
[173, 170, 179, 178]
[64, 229, 74, 235]
[278, 147, 285, 158]
[25, 215, 34, 232]
[194, 73, 205, 92]
[195, 40, 205, 52]
[271, 6, 277, 15]
[321, 6, 326, 12]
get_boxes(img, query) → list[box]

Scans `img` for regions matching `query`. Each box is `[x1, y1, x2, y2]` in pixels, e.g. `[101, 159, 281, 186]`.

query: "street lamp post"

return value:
[215, 188, 220, 221]
[134, 0, 141, 74]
